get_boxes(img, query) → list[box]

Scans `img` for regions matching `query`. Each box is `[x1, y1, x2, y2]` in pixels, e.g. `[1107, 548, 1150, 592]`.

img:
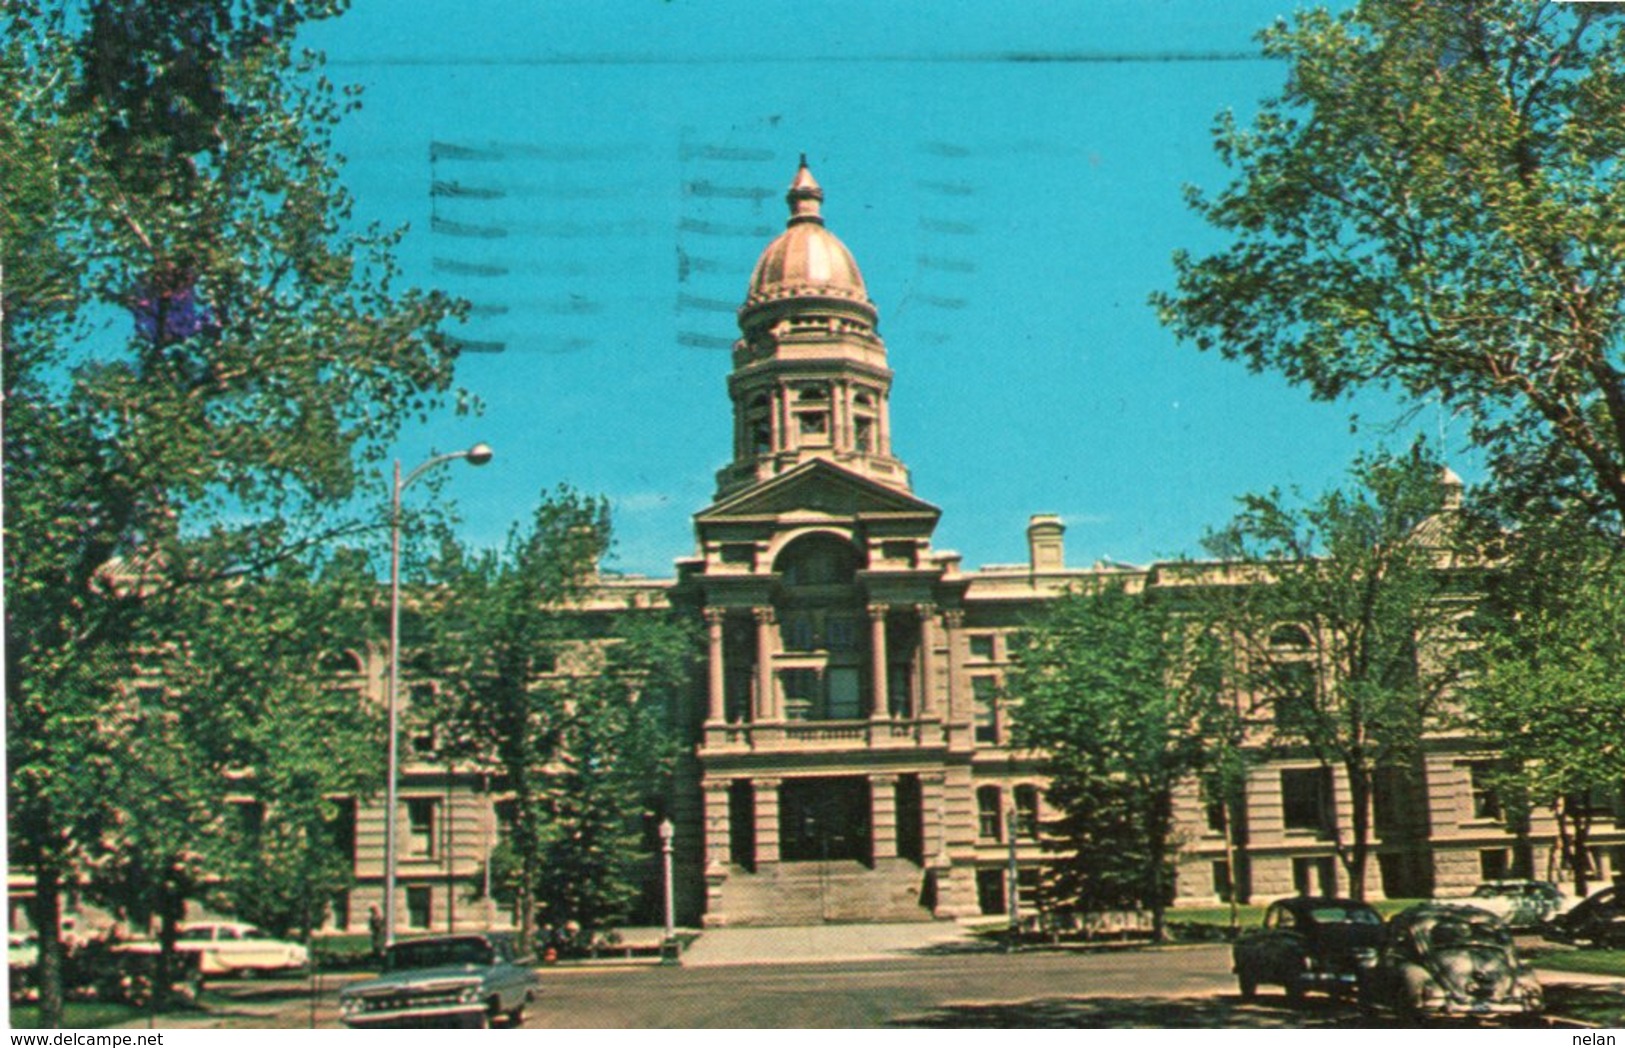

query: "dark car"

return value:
[1366, 904, 1543, 1022]
[1232, 897, 1385, 1001]
[337, 933, 539, 1029]
[1543, 884, 1625, 948]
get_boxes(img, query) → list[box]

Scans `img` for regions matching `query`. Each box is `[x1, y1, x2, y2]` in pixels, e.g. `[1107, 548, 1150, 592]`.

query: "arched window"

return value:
[774, 533, 863, 586]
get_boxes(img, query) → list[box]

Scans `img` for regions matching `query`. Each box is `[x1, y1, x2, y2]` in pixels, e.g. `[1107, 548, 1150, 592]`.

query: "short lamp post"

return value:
[385, 443, 493, 947]
[659, 818, 677, 963]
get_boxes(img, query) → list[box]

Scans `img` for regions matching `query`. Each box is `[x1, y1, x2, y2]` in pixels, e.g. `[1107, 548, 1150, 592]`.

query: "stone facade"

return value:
[45, 162, 1615, 940]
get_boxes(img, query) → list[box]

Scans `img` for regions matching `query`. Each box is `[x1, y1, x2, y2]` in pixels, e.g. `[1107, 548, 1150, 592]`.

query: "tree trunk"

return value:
[1147, 789, 1171, 943]
[1343, 763, 1373, 902]
[32, 861, 65, 1029]
[155, 884, 184, 1011]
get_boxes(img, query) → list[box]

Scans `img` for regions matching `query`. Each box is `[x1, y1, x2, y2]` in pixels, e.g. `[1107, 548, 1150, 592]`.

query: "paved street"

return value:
[115, 937, 1616, 1029]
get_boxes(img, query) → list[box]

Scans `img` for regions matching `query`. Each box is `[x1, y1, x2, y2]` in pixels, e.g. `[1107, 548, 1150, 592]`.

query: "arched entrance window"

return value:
[773, 534, 866, 721]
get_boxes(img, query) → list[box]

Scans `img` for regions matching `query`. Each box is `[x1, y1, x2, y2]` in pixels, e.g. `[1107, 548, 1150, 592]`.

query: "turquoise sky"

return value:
[299, 1, 1464, 577]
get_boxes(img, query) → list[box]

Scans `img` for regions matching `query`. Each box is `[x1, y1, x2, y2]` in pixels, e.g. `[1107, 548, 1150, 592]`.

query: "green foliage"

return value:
[1006, 583, 1230, 938]
[1155, 1, 1625, 525]
[1201, 445, 1467, 898]
[426, 488, 695, 947]
[1466, 520, 1625, 893]
[4, 0, 459, 1024]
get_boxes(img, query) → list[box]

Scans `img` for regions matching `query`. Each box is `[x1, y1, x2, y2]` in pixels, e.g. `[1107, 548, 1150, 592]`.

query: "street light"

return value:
[658, 818, 676, 964]
[385, 443, 493, 947]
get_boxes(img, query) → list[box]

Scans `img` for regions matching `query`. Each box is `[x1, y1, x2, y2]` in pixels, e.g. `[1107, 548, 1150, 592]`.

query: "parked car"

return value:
[337, 933, 539, 1029]
[1434, 880, 1574, 930]
[1232, 897, 1386, 1001]
[176, 921, 308, 976]
[1366, 903, 1543, 1022]
[1543, 884, 1625, 948]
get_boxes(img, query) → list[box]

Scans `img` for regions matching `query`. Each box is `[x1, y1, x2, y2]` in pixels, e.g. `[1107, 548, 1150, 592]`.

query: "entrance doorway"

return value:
[779, 777, 872, 863]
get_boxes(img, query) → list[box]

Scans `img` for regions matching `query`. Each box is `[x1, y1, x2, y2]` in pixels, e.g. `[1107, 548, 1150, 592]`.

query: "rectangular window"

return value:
[1212, 861, 1233, 902]
[968, 634, 996, 660]
[329, 798, 358, 868]
[406, 798, 438, 859]
[785, 614, 816, 652]
[976, 869, 1006, 916]
[1469, 762, 1502, 821]
[972, 676, 999, 744]
[330, 890, 351, 932]
[781, 668, 819, 720]
[406, 886, 432, 930]
[826, 616, 859, 652]
[1014, 785, 1039, 838]
[1281, 768, 1333, 835]
[977, 787, 1003, 841]
[827, 667, 861, 719]
[1479, 848, 1510, 881]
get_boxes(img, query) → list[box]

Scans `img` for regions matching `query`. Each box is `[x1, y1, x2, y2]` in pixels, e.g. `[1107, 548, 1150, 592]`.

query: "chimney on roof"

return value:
[1027, 514, 1065, 573]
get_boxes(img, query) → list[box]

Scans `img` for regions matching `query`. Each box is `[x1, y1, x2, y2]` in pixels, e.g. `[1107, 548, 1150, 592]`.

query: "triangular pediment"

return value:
[696, 460, 940, 523]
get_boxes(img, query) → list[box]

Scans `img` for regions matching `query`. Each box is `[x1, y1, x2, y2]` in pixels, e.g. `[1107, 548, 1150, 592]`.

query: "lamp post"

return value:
[658, 818, 676, 963]
[385, 443, 493, 947]
[1006, 805, 1020, 952]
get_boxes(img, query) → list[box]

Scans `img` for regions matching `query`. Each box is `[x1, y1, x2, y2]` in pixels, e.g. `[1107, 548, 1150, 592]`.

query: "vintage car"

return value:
[1366, 904, 1543, 1022]
[1232, 897, 1385, 1001]
[338, 933, 539, 1029]
[176, 921, 308, 976]
[1543, 884, 1625, 948]
[1435, 880, 1574, 930]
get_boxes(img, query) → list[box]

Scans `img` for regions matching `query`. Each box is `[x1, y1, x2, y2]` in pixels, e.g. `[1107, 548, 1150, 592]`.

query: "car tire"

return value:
[1238, 971, 1258, 1001]
[1285, 977, 1305, 1004]
[505, 1003, 526, 1027]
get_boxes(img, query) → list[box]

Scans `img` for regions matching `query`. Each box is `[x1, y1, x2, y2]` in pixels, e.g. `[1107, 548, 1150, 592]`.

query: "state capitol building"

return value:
[318, 164, 1625, 933]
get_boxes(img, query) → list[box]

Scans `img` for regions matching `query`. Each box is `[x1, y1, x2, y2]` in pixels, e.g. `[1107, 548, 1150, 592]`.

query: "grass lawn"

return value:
[1531, 948, 1625, 979]
[1168, 898, 1425, 930]
[9, 1000, 163, 1029]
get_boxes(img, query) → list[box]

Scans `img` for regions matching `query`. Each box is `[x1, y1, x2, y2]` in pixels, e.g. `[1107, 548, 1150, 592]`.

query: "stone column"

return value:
[753, 778, 782, 867]
[869, 603, 889, 721]
[704, 608, 726, 724]
[915, 603, 937, 717]
[942, 610, 964, 723]
[701, 779, 732, 927]
[754, 607, 777, 722]
[871, 774, 899, 861]
[920, 771, 947, 868]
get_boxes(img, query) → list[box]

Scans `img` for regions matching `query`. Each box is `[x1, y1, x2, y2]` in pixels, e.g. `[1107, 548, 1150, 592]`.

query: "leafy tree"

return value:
[1202, 446, 1468, 900]
[4, 1, 459, 1023]
[1155, 1, 1625, 527]
[1466, 520, 1625, 895]
[425, 489, 692, 951]
[1006, 583, 1229, 941]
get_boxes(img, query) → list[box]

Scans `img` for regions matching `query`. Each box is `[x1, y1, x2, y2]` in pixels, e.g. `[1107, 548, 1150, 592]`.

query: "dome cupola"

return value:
[739, 159, 877, 335]
[715, 159, 909, 499]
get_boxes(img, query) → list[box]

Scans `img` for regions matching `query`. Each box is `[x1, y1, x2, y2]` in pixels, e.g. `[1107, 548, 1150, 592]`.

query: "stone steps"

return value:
[717, 858, 937, 926]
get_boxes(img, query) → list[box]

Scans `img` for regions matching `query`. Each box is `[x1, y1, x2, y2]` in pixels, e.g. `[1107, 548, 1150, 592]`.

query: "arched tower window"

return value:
[774, 532, 862, 586]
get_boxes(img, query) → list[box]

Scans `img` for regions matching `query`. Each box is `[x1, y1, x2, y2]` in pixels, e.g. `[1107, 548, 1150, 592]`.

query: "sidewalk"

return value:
[679, 920, 979, 967]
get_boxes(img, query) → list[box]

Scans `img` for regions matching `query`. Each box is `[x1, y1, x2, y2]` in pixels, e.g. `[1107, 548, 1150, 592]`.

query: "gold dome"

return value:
[742, 160, 873, 317]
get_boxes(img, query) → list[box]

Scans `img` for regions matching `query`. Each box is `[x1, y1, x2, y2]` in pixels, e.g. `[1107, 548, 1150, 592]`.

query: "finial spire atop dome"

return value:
[787, 156, 824, 226]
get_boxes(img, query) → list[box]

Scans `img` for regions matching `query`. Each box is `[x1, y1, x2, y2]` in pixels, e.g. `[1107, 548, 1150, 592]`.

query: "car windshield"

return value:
[1424, 917, 1510, 949]
[387, 939, 493, 970]
[1309, 906, 1382, 925]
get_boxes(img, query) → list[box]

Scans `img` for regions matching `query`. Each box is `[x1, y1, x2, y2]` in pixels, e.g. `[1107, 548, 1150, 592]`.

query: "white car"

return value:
[176, 922, 308, 976]
[1437, 880, 1576, 930]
